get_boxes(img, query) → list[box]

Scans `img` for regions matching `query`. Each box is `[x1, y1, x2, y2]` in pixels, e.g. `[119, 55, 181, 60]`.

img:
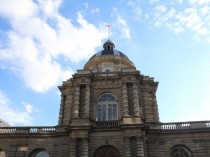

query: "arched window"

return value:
[30, 149, 49, 157]
[0, 149, 6, 157]
[170, 145, 192, 157]
[96, 93, 118, 121]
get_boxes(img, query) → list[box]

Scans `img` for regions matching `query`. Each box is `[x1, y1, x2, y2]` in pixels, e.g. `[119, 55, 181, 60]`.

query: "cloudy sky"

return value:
[0, 0, 210, 126]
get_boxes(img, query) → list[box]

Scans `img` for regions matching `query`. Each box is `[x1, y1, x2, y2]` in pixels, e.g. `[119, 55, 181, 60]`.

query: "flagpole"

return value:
[106, 24, 110, 40]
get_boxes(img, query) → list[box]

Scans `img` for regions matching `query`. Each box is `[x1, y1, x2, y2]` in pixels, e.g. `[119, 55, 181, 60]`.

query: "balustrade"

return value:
[0, 127, 56, 134]
[94, 72, 119, 77]
[161, 121, 210, 130]
[95, 120, 119, 128]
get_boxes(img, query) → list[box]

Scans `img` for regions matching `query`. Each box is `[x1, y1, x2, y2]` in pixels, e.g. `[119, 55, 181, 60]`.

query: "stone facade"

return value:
[0, 40, 210, 157]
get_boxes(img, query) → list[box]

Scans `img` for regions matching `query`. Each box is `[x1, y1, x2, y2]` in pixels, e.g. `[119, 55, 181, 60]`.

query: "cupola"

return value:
[84, 40, 135, 71]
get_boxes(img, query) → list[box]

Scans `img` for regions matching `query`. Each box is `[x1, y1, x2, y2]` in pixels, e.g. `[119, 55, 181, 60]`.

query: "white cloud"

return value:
[111, 7, 118, 17]
[149, 0, 159, 4]
[155, 5, 167, 13]
[24, 103, 33, 113]
[176, 0, 183, 4]
[189, 0, 210, 5]
[0, 90, 34, 126]
[201, 6, 210, 15]
[0, 0, 106, 92]
[91, 8, 100, 14]
[117, 15, 131, 39]
[148, 2, 210, 41]
[127, 1, 142, 20]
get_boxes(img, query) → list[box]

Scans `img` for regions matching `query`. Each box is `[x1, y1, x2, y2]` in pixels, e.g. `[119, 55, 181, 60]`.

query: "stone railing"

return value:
[95, 120, 119, 128]
[93, 72, 119, 77]
[0, 127, 56, 134]
[161, 121, 210, 130]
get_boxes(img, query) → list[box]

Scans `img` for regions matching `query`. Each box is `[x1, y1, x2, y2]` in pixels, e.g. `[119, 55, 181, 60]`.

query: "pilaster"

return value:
[73, 85, 80, 118]
[122, 83, 129, 116]
[58, 94, 65, 124]
[70, 138, 77, 157]
[133, 82, 140, 116]
[81, 138, 89, 157]
[136, 136, 144, 157]
[84, 84, 90, 118]
[125, 137, 131, 157]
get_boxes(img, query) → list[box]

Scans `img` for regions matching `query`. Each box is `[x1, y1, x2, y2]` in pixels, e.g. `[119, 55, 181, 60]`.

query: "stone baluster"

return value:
[84, 84, 90, 118]
[70, 138, 77, 157]
[73, 85, 80, 118]
[81, 138, 89, 157]
[122, 83, 129, 116]
[136, 136, 144, 157]
[125, 137, 131, 157]
[133, 83, 140, 116]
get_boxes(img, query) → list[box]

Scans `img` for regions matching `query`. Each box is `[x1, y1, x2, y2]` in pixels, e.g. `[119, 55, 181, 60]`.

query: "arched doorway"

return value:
[93, 145, 121, 157]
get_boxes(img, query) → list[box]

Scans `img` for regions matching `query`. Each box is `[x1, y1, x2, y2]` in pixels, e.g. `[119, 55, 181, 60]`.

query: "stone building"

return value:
[0, 40, 210, 157]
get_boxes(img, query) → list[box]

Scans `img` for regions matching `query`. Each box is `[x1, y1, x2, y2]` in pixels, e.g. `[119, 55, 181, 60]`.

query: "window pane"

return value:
[102, 105, 106, 121]
[108, 104, 112, 120]
[113, 104, 117, 120]
[97, 105, 102, 121]
[98, 94, 116, 101]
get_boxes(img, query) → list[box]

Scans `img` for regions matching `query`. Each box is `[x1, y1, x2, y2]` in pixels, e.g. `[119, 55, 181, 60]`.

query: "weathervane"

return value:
[105, 24, 110, 39]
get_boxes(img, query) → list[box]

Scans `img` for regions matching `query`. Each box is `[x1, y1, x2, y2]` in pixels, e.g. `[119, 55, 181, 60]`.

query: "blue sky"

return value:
[0, 0, 210, 126]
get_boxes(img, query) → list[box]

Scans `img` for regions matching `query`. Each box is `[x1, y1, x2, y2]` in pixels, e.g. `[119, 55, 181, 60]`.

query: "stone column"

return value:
[122, 83, 129, 116]
[73, 85, 80, 118]
[70, 138, 77, 157]
[136, 136, 144, 157]
[84, 84, 90, 118]
[133, 82, 140, 116]
[125, 137, 131, 157]
[81, 138, 89, 157]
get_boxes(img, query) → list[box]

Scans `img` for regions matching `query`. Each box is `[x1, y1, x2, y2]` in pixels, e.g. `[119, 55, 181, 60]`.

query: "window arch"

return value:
[29, 149, 49, 157]
[0, 149, 6, 157]
[170, 145, 192, 157]
[96, 93, 118, 121]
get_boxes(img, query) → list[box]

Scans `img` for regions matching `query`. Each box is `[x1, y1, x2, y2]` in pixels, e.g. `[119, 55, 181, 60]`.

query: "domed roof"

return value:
[89, 39, 129, 60]
[84, 39, 135, 70]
